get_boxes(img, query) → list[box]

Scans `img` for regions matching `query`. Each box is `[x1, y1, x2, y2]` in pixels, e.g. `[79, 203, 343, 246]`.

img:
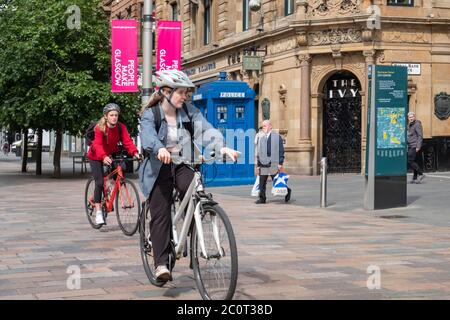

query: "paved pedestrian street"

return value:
[2, 154, 450, 300]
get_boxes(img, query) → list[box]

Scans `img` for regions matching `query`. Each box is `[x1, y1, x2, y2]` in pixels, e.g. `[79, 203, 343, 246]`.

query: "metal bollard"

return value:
[320, 157, 327, 208]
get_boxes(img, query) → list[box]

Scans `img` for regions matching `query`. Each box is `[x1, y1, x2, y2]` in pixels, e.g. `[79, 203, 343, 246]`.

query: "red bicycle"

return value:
[84, 155, 141, 236]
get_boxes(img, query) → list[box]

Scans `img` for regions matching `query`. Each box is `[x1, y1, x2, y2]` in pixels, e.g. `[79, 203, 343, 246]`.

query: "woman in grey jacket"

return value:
[139, 69, 239, 282]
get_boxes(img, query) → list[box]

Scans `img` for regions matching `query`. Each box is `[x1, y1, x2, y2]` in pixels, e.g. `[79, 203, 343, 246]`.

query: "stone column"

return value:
[362, 50, 376, 174]
[298, 54, 313, 175]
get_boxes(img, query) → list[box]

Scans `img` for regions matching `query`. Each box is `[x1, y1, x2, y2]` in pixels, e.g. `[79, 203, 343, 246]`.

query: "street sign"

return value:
[392, 63, 421, 75]
[364, 65, 408, 210]
[243, 55, 262, 71]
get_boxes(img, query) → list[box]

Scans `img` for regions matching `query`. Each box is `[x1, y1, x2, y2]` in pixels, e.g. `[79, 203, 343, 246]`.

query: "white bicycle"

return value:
[139, 151, 238, 300]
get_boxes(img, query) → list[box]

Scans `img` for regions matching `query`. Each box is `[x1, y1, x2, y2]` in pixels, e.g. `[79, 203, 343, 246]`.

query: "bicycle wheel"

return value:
[116, 178, 140, 236]
[84, 177, 103, 230]
[139, 200, 167, 287]
[190, 204, 238, 300]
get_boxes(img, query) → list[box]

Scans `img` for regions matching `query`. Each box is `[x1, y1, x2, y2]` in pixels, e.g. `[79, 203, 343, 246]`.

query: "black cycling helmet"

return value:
[103, 103, 121, 114]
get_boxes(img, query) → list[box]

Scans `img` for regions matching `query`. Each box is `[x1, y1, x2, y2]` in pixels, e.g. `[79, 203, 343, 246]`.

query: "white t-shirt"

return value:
[166, 123, 178, 149]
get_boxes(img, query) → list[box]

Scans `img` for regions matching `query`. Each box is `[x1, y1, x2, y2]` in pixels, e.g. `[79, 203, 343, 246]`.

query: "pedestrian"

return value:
[87, 103, 141, 225]
[254, 126, 265, 176]
[139, 69, 239, 282]
[255, 120, 291, 204]
[2, 142, 9, 155]
[407, 111, 425, 184]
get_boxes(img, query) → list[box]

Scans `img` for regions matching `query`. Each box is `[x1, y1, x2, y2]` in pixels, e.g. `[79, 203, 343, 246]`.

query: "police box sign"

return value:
[392, 63, 421, 75]
[220, 92, 245, 98]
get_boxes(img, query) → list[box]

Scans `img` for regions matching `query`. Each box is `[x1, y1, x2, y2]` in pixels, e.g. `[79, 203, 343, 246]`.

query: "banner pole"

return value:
[142, 0, 153, 107]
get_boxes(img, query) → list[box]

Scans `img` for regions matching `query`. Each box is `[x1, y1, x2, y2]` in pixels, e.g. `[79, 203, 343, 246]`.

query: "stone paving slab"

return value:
[2, 155, 450, 299]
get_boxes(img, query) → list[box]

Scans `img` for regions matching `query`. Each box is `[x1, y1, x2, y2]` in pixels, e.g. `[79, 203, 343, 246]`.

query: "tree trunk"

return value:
[53, 130, 62, 178]
[36, 129, 43, 175]
[21, 129, 28, 173]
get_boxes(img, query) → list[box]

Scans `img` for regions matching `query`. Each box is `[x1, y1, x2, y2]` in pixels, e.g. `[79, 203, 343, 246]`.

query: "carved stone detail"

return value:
[297, 54, 312, 66]
[376, 51, 385, 64]
[269, 37, 297, 55]
[331, 44, 342, 70]
[308, 28, 362, 46]
[383, 28, 430, 43]
[296, 31, 308, 47]
[278, 84, 287, 106]
[362, 29, 374, 42]
[307, 0, 362, 18]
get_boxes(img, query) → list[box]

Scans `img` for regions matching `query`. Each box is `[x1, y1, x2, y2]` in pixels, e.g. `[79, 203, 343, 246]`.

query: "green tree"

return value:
[0, 0, 140, 177]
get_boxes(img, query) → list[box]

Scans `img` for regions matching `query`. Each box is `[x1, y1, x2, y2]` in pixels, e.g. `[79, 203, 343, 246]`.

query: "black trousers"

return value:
[89, 160, 104, 203]
[148, 163, 194, 267]
[259, 174, 277, 200]
[89, 157, 126, 203]
[407, 147, 423, 179]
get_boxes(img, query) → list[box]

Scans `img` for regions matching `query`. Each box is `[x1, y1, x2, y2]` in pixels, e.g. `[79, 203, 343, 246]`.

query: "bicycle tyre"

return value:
[190, 204, 238, 300]
[116, 178, 140, 236]
[84, 177, 103, 230]
[139, 200, 167, 287]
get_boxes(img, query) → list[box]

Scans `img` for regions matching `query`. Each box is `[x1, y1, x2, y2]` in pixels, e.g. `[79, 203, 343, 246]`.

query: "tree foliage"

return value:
[0, 0, 140, 137]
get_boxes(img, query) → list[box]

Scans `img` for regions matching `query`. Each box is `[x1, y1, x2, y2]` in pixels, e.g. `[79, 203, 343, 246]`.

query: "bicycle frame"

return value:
[88, 162, 135, 213]
[171, 170, 224, 260]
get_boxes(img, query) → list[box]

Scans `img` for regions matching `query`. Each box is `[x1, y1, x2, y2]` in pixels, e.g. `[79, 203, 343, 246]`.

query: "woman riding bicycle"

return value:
[139, 69, 239, 282]
[87, 103, 141, 226]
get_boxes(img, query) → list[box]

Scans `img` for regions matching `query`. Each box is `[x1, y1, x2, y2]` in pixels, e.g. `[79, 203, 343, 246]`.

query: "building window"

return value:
[203, 0, 211, 45]
[171, 2, 178, 21]
[285, 0, 294, 16]
[387, 0, 414, 6]
[243, 0, 250, 31]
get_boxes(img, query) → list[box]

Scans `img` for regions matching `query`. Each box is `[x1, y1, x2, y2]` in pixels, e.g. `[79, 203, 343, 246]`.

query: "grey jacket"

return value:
[407, 120, 423, 149]
[138, 102, 224, 198]
[256, 131, 285, 176]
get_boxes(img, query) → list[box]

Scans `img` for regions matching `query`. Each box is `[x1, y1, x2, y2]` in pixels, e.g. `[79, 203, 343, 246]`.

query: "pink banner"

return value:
[156, 21, 182, 71]
[111, 20, 138, 92]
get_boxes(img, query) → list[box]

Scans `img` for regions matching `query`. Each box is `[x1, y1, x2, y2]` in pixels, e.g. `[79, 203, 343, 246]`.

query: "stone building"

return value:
[107, 0, 450, 174]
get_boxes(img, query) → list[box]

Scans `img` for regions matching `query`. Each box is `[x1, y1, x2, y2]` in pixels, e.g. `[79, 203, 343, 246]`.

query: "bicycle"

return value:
[139, 151, 238, 300]
[84, 154, 141, 236]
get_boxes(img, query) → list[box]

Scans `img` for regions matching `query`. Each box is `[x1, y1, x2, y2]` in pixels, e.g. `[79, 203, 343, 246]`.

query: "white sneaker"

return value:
[95, 211, 105, 225]
[155, 265, 170, 281]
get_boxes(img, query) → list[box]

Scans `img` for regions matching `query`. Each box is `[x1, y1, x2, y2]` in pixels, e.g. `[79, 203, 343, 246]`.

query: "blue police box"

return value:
[192, 72, 256, 187]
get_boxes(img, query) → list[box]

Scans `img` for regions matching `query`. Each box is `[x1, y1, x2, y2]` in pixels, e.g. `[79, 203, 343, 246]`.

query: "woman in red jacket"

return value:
[87, 103, 140, 225]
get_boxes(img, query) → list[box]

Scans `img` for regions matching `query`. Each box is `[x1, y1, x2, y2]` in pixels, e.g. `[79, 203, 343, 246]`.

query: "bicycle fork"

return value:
[194, 202, 224, 260]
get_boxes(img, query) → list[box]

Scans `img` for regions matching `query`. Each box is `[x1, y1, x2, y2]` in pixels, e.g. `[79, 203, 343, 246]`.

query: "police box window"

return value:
[217, 106, 227, 122]
[387, 0, 414, 6]
[236, 107, 244, 119]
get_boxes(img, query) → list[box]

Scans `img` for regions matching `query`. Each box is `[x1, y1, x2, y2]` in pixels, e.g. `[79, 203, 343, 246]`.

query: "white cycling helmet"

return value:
[155, 69, 195, 89]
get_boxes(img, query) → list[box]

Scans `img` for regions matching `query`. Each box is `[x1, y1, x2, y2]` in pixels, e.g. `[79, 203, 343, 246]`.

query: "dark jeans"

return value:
[89, 160, 104, 203]
[148, 163, 194, 267]
[408, 147, 423, 180]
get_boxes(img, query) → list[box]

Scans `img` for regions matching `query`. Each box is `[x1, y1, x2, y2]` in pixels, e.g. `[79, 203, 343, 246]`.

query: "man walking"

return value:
[255, 120, 291, 204]
[407, 111, 425, 184]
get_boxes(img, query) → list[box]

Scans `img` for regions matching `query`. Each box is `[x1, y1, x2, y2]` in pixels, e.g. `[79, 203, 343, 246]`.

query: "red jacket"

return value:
[87, 122, 138, 161]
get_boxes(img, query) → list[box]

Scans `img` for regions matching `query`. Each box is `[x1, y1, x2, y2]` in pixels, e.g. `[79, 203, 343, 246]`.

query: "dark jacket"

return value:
[257, 131, 285, 167]
[407, 120, 423, 150]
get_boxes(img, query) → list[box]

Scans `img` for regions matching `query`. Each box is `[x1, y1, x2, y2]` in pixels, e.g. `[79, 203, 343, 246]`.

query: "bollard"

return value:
[320, 157, 327, 208]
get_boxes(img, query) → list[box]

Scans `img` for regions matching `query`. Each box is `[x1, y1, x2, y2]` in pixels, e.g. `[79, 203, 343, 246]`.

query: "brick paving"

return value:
[1, 154, 450, 299]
